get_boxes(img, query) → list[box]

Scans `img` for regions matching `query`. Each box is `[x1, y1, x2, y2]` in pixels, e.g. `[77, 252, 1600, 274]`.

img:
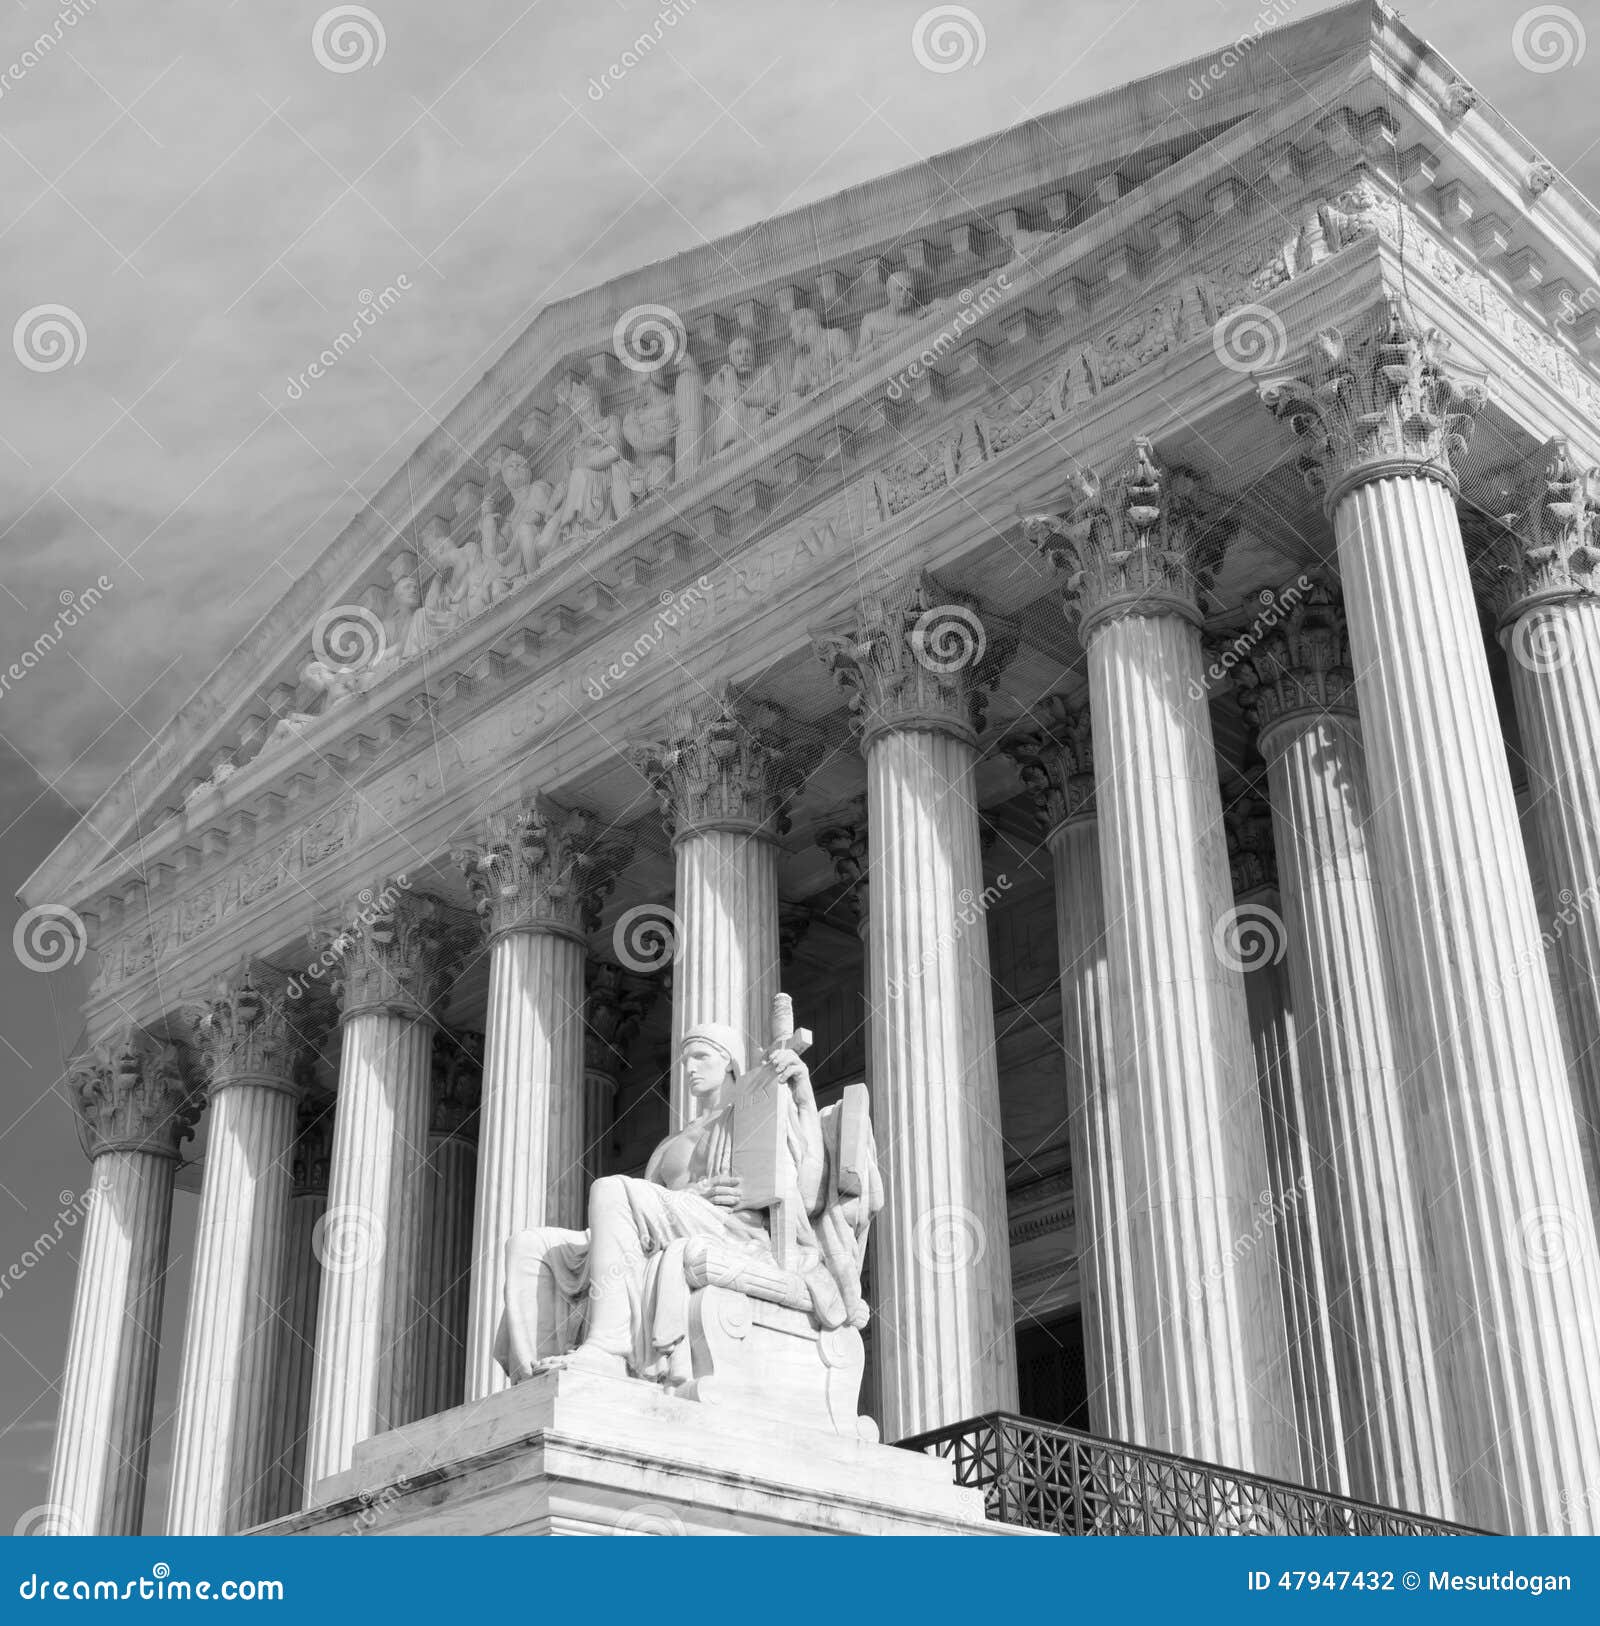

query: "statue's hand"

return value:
[694, 1173, 743, 1209]
[768, 1047, 813, 1103]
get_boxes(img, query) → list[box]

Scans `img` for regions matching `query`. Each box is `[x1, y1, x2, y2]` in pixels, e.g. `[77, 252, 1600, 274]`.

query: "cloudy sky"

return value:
[0, 0, 1593, 1532]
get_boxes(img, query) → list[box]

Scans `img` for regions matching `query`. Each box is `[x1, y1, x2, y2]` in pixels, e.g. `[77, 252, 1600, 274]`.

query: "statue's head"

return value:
[502, 450, 531, 489]
[679, 1022, 746, 1103]
[789, 308, 820, 347]
[726, 333, 755, 373]
[885, 269, 915, 312]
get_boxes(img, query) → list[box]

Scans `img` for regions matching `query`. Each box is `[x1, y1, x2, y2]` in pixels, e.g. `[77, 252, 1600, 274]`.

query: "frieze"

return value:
[90, 797, 363, 997]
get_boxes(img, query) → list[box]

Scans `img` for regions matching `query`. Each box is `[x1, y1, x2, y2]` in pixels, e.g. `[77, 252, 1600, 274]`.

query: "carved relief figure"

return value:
[536, 373, 636, 559]
[260, 659, 362, 755]
[621, 368, 678, 499]
[485, 452, 557, 581]
[707, 333, 784, 455]
[855, 269, 936, 357]
[421, 517, 515, 638]
[782, 307, 853, 413]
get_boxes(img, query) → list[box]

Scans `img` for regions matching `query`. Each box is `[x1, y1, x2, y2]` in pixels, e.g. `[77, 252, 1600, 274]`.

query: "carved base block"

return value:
[257, 1368, 1003, 1536]
[673, 1285, 878, 1443]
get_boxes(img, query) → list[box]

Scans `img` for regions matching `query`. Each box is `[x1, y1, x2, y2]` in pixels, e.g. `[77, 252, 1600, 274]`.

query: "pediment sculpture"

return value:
[496, 994, 884, 1441]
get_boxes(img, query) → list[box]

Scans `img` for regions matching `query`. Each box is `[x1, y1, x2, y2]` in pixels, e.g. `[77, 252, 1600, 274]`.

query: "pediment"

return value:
[27, 0, 1600, 919]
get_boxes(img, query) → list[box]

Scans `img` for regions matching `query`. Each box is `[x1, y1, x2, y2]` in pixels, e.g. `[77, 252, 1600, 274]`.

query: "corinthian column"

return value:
[632, 686, 811, 1129]
[414, 1030, 481, 1419]
[1223, 784, 1347, 1495]
[457, 803, 625, 1400]
[1486, 440, 1600, 1211]
[303, 887, 456, 1495]
[166, 969, 314, 1534]
[265, 1098, 332, 1521]
[814, 570, 1018, 1440]
[1026, 440, 1298, 1478]
[1001, 697, 1141, 1444]
[46, 1032, 201, 1535]
[1233, 576, 1450, 1516]
[1260, 300, 1600, 1532]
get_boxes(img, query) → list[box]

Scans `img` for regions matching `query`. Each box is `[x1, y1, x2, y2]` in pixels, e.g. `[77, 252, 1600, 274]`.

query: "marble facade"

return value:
[27, 1, 1600, 1536]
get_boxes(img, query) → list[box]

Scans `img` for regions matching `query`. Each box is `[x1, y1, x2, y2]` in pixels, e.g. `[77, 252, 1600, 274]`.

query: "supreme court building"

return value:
[25, 0, 1600, 1536]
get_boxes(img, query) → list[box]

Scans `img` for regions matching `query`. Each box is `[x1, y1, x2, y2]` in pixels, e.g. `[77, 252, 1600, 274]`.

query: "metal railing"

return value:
[896, 1413, 1487, 1536]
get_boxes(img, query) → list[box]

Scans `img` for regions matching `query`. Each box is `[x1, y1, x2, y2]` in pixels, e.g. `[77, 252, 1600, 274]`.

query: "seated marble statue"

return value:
[497, 1015, 883, 1436]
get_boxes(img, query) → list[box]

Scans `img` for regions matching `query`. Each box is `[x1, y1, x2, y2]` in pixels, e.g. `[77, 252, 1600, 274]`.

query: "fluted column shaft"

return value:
[1258, 706, 1450, 1515]
[266, 1184, 325, 1519]
[45, 1151, 176, 1534]
[867, 724, 1017, 1438]
[465, 927, 585, 1398]
[1335, 470, 1600, 1531]
[1240, 937, 1346, 1493]
[1090, 610, 1297, 1477]
[669, 828, 780, 1127]
[1045, 814, 1141, 1442]
[165, 1075, 299, 1533]
[304, 1008, 434, 1493]
[416, 1132, 477, 1416]
[1507, 599, 1600, 1207]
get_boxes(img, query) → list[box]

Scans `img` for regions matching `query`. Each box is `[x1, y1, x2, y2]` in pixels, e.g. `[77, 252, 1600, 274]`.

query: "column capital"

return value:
[778, 903, 813, 967]
[1258, 298, 1490, 516]
[1000, 694, 1095, 837]
[629, 684, 814, 842]
[291, 1098, 334, 1196]
[811, 568, 1016, 748]
[1024, 436, 1234, 639]
[187, 963, 315, 1098]
[1232, 577, 1358, 753]
[430, 1029, 483, 1141]
[456, 799, 629, 941]
[815, 799, 870, 937]
[68, 1029, 203, 1161]
[317, 884, 462, 1022]
[1482, 437, 1600, 631]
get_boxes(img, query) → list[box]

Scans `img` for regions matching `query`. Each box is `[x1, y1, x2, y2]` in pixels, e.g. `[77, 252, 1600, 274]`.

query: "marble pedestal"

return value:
[253, 1369, 1005, 1536]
